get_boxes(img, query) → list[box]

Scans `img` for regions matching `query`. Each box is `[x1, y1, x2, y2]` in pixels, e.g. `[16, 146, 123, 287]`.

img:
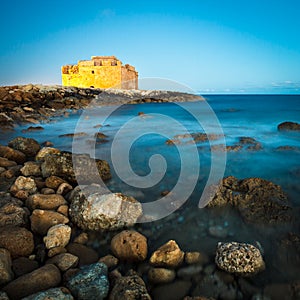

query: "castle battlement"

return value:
[61, 56, 138, 89]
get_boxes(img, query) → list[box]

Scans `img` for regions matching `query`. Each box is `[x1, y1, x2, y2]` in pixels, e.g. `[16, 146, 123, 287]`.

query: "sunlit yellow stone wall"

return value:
[61, 56, 138, 89]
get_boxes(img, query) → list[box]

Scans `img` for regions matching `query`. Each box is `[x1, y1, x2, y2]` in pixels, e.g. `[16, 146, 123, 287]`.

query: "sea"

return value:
[1, 94, 300, 286]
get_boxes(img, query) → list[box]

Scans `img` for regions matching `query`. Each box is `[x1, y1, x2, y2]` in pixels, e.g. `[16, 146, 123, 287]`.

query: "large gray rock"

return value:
[69, 190, 142, 231]
[66, 262, 109, 300]
[208, 176, 292, 224]
[215, 242, 265, 277]
[41, 151, 111, 185]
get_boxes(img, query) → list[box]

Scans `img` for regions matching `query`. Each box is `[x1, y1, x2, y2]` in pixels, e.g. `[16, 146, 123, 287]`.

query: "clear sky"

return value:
[1, 0, 300, 93]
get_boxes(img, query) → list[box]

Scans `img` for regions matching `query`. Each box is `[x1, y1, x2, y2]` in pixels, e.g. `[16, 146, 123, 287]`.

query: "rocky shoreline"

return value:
[0, 86, 300, 299]
[0, 84, 203, 129]
[0, 136, 299, 299]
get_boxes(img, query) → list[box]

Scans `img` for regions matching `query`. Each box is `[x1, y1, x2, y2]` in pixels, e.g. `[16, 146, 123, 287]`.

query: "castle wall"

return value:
[61, 56, 138, 89]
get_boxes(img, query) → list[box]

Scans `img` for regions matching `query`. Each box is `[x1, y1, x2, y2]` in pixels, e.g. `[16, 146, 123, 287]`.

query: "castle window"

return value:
[91, 70, 95, 74]
[111, 60, 117, 66]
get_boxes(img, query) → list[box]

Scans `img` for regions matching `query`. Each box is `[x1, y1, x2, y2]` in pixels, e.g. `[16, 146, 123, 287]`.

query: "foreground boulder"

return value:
[2, 264, 61, 299]
[41, 152, 111, 184]
[278, 121, 300, 131]
[208, 176, 293, 224]
[8, 137, 41, 158]
[215, 242, 265, 276]
[0, 226, 34, 258]
[66, 262, 109, 300]
[69, 189, 142, 231]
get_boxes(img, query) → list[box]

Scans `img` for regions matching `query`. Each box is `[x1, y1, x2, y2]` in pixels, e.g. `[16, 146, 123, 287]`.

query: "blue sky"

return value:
[1, 0, 300, 93]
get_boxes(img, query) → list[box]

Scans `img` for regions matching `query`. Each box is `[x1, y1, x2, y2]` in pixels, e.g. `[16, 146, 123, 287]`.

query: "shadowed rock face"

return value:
[208, 176, 293, 224]
[41, 151, 111, 185]
[278, 121, 300, 131]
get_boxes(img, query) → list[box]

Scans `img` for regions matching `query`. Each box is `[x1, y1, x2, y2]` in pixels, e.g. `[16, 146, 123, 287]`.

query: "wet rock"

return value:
[0, 157, 17, 168]
[41, 151, 111, 184]
[99, 254, 119, 269]
[215, 242, 265, 276]
[8, 137, 40, 158]
[66, 262, 109, 300]
[21, 287, 74, 300]
[0, 291, 9, 300]
[111, 230, 148, 262]
[208, 225, 228, 238]
[0, 146, 26, 164]
[0, 226, 34, 258]
[151, 280, 191, 300]
[192, 273, 237, 299]
[109, 274, 151, 300]
[59, 132, 88, 138]
[73, 232, 89, 245]
[30, 209, 69, 235]
[41, 187, 55, 194]
[47, 246, 67, 258]
[185, 252, 209, 265]
[43, 224, 71, 249]
[45, 175, 67, 189]
[57, 204, 69, 216]
[10, 176, 37, 199]
[149, 240, 184, 268]
[177, 264, 203, 279]
[57, 182, 73, 195]
[20, 161, 42, 176]
[35, 147, 61, 162]
[26, 194, 67, 210]
[2, 264, 61, 299]
[0, 248, 13, 285]
[208, 176, 292, 224]
[148, 267, 176, 284]
[66, 243, 99, 266]
[69, 191, 142, 231]
[21, 126, 44, 133]
[46, 253, 79, 271]
[12, 257, 39, 277]
[278, 121, 300, 131]
[0, 200, 28, 227]
[276, 145, 300, 151]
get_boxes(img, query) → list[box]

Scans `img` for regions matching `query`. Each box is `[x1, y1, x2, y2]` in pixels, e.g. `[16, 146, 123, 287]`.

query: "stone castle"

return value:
[61, 56, 138, 89]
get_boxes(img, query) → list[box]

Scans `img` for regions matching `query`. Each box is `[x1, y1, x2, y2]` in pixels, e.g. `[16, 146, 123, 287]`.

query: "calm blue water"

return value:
[1, 94, 300, 284]
[1, 94, 299, 204]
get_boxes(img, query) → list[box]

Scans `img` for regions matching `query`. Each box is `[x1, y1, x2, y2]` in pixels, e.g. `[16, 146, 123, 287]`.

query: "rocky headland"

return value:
[0, 84, 203, 129]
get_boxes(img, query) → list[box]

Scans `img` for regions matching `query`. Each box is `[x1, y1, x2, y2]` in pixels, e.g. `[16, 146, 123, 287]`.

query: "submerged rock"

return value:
[21, 287, 74, 300]
[109, 274, 151, 300]
[66, 262, 109, 300]
[278, 121, 300, 131]
[215, 242, 265, 276]
[69, 190, 142, 231]
[208, 176, 293, 224]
